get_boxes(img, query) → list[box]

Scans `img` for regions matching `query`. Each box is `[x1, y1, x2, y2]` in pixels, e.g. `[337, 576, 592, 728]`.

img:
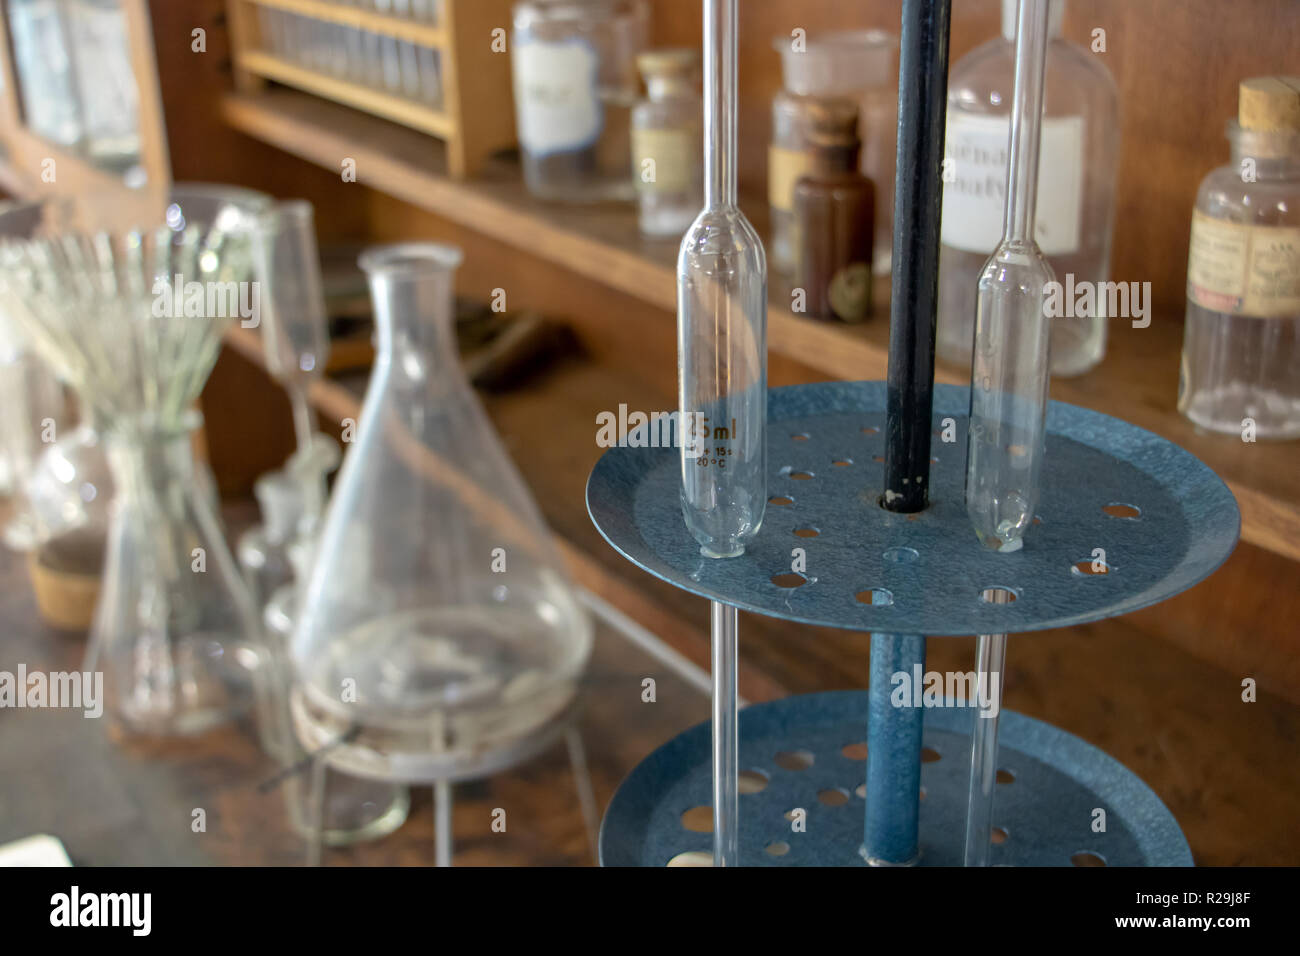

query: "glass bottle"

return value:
[511, 0, 648, 202]
[1180, 76, 1300, 439]
[678, 0, 766, 560]
[938, 0, 1118, 377]
[768, 30, 897, 277]
[65, 0, 141, 170]
[289, 243, 592, 782]
[6, 0, 83, 149]
[792, 98, 875, 323]
[631, 48, 703, 239]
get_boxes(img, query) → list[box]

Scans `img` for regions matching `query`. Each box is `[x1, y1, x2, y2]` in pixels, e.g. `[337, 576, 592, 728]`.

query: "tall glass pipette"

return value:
[962, 0, 1055, 867]
[677, 0, 766, 866]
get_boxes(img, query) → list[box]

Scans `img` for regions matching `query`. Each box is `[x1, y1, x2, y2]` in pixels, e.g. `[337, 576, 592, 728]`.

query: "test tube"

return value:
[964, 0, 1055, 555]
[962, 0, 1054, 867]
[677, 0, 766, 867]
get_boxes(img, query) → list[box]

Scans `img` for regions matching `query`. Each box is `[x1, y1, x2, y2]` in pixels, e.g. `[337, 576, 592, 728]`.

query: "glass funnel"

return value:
[0, 193, 271, 736]
[290, 243, 592, 782]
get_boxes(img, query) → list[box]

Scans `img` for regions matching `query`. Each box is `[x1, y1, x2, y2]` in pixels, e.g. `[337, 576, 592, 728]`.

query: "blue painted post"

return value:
[863, 633, 926, 864]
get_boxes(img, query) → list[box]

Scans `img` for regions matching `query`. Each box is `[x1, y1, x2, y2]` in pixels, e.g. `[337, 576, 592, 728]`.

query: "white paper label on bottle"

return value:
[940, 113, 1085, 256]
[512, 39, 602, 157]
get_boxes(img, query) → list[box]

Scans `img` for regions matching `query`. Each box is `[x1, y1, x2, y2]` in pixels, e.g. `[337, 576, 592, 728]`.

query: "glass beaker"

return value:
[290, 243, 592, 782]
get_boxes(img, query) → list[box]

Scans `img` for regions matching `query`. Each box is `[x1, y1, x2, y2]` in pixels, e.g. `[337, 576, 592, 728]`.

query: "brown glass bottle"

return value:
[792, 98, 876, 322]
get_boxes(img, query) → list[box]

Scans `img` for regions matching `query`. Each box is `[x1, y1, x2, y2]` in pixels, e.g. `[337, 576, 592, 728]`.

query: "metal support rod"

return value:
[863, 633, 926, 865]
[711, 600, 739, 866]
[963, 628, 1008, 866]
[434, 780, 453, 868]
[883, 0, 952, 513]
[565, 726, 600, 865]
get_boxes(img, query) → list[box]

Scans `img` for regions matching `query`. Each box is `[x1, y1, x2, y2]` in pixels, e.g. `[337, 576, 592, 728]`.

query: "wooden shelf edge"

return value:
[218, 92, 1300, 566]
[237, 52, 451, 137]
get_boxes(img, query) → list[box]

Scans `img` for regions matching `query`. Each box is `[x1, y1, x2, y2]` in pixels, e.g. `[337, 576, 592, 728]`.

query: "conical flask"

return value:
[290, 243, 592, 782]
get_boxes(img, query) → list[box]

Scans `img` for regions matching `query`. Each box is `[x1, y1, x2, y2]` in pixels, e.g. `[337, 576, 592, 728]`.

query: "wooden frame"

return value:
[227, 0, 515, 178]
[0, 0, 170, 203]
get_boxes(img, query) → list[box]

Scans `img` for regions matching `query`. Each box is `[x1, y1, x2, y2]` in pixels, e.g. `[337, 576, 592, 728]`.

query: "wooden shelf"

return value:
[236, 51, 449, 136]
[220, 88, 1300, 564]
[242, 0, 447, 48]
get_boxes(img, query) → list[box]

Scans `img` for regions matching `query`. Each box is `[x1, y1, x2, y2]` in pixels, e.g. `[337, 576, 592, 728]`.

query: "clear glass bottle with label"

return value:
[791, 98, 875, 322]
[1180, 76, 1300, 440]
[937, 0, 1118, 376]
[511, 0, 649, 202]
[631, 48, 702, 238]
[768, 30, 897, 277]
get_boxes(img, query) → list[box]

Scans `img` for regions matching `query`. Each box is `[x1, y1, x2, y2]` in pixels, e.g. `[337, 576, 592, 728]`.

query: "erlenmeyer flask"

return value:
[290, 243, 592, 782]
[95, 410, 265, 734]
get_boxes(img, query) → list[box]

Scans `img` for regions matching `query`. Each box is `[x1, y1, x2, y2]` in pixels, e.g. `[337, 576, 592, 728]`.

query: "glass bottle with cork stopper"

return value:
[1180, 75, 1300, 439]
[792, 97, 876, 323]
[631, 48, 703, 238]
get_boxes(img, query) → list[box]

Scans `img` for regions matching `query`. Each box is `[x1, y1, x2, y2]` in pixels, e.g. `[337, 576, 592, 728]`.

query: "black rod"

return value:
[882, 0, 952, 514]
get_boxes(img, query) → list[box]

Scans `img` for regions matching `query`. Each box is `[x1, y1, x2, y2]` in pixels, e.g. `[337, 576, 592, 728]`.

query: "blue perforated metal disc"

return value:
[599, 691, 1192, 867]
[586, 382, 1239, 635]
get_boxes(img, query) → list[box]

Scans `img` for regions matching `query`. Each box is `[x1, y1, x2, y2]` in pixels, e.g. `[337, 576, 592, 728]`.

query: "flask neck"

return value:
[361, 244, 464, 380]
[103, 413, 201, 502]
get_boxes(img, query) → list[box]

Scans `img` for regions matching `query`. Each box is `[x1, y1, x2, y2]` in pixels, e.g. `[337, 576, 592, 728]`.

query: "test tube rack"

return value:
[586, 380, 1239, 866]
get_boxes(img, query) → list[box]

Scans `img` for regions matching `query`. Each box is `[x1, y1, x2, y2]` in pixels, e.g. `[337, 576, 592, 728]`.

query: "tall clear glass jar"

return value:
[768, 30, 897, 277]
[511, 0, 648, 202]
[631, 48, 702, 238]
[937, 0, 1119, 377]
[1180, 77, 1300, 440]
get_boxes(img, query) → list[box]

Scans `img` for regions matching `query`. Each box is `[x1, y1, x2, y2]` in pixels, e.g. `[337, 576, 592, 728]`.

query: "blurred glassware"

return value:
[769, 30, 898, 276]
[511, 0, 649, 201]
[0, 189, 272, 737]
[65, 0, 142, 172]
[7, 0, 84, 148]
[290, 242, 593, 784]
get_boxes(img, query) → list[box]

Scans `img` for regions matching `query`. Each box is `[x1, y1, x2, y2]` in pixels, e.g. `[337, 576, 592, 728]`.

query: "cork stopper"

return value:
[636, 48, 699, 80]
[1239, 76, 1300, 132]
[804, 97, 861, 149]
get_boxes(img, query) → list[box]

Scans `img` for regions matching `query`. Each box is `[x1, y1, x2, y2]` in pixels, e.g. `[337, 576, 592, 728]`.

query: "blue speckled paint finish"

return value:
[864, 633, 925, 864]
[586, 382, 1240, 635]
[599, 691, 1193, 867]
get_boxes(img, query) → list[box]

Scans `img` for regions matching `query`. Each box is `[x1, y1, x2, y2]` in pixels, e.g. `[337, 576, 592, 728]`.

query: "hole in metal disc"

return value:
[1072, 560, 1111, 576]
[1102, 502, 1141, 519]
[921, 747, 941, 763]
[666, 851, 713, 867]
[980, 587, 1018, 604]
[991, 827, 1009, 845]
[769, 495, 794, 506]
[996, 768, 1016, 784]
[883, 546, 919, 564]
[793, 527, 820, 538]
[841, 742, 868, 761]
[856, 588, 893, 606]
[817, 788, 850, 807]
[774, 750, 814, 771]
[1071, 851, 1107, 867]
[680, 806, 712, 832]
[738, 770, 769, 794]
[766, 841, 791, 857]
[771, 572, 807, 588]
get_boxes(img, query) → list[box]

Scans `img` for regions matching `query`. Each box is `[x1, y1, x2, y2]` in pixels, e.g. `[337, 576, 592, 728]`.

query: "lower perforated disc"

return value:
[599, 691, 1191, 867]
